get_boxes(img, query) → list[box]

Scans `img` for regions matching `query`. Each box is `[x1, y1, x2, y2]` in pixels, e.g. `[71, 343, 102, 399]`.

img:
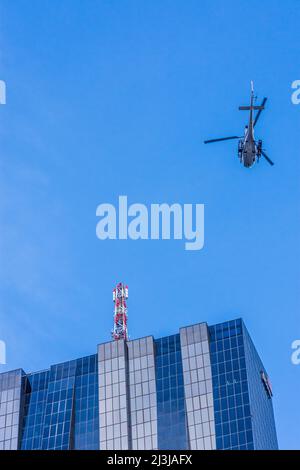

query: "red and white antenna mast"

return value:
[112, 283, 128, 341]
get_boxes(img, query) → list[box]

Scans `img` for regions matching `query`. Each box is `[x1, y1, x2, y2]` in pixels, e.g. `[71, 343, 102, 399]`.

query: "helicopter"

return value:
[204, 81, 274, 168]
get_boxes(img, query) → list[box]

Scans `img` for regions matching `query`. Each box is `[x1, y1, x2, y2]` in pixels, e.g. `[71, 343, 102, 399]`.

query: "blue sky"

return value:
[0, 0, 299, 449]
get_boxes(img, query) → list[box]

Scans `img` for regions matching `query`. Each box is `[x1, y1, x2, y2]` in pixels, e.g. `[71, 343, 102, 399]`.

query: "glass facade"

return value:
[20, 355, 99, 450]
[180, 323, 216, 450]
[242, 324, 278, 450]
[155, 334, 188, 449]
[73, 355, 99, 450]
[98, 340, 131, 450]
[128, 337, 158, 450]
[0, 369, 23, 450]
[209, 319, 254, 449]
[0, 319, 278, 450]
[21, 370, 49, 450]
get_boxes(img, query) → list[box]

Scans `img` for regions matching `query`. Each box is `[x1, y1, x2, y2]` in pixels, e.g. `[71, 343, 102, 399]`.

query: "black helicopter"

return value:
[204, 81, 274, 168]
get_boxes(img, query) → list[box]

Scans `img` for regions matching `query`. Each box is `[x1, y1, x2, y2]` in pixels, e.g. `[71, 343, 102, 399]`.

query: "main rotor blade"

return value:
[261, 150, 274, 166]
[204, 136, 240, 144]
[253, 97, 267, 127]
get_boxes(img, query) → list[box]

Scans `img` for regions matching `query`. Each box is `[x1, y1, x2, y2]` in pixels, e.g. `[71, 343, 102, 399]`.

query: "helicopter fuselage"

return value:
[238, 96, 262, 168]
[239, 124, 257, 168]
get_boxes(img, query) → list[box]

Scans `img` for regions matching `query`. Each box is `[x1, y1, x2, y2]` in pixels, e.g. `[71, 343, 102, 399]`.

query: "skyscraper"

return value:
[0, 319, 278, 450]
